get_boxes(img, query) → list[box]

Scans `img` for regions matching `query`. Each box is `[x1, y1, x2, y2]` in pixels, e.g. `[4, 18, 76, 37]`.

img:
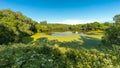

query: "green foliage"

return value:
[102, 25, 120, 45]
[82, 22, 105, 32]
[0, 23, 15, 44]
[21, 37, 33, 44]
[35, 24, 49, 32]
[113, 14, 120, 24]
[40, 20, 47, 25]
[69, 24, 82, 32]
[48, 24, 70, 32]
[0, 9, 37, 44]
[0, 43, 119, 68]
[102, 15, 120, 45]
[103, 22, 112, 26]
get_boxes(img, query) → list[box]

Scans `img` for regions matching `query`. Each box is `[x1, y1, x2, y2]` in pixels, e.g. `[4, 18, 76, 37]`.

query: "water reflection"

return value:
[51, 31, 80, 36]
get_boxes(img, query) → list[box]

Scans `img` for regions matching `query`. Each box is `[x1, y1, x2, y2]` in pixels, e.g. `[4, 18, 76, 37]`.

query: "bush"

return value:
[102, 15, 120, 45]
[0, 43, 119, 68]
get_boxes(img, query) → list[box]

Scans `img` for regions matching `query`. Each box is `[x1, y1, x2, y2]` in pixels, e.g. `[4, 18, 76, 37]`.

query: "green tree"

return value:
[102, 15, 120, 45]
[0, 23, 15, 44]
[103, 22, 111, 26]
[40, 21, 47, 25]
[35, 23, 49, 32]
[113, 14, 120, 24]
[0, 9, 37, 43]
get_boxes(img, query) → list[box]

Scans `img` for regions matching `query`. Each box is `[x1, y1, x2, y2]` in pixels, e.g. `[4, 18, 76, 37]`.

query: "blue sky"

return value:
[0, 0, 120, 24]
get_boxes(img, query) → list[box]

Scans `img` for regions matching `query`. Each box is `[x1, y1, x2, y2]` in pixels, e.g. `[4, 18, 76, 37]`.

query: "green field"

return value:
[31, 31, 103, 48]
[31, 30, 103, 41]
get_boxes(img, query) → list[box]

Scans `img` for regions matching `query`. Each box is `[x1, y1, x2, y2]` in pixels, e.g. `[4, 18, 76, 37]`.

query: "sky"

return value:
[0, 0, 120, 24]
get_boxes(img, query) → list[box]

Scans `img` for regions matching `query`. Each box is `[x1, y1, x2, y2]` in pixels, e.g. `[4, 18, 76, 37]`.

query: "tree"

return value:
[102, 15, 120, 45]
[0, 9, 37, 43]
[103, 22, 111, 26]
[35, 23, 49, 32]
[40, 21, 47, 25]
[0, 23, 15, 44]
[113, 14, 120, 24]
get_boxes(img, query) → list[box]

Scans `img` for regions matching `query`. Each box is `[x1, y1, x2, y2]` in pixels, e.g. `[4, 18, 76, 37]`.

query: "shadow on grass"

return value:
[35, 37, 82, 49]
[35, 35, 102, 49]
[22, 37, 33, 44]
[59, 41, 82, 49]
[80, 36, 101, 49]
[34, 37, 120, 57]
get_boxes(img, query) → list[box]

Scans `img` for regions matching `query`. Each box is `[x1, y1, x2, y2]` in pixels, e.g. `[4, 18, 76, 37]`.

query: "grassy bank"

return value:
[30, 31, 103, 48]
[31, 31, 103, 42]
[31, 33, 81, 42]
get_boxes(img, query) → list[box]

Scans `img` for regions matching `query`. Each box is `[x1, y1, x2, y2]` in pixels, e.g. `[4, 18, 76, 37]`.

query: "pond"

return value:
[50, 31, 80, 36]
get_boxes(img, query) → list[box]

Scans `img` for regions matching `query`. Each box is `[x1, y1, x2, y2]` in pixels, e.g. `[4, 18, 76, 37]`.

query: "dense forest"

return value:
[0, 9, 120, 68]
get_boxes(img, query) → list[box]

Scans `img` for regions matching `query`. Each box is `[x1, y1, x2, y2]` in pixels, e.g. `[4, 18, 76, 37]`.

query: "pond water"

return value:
[50, 31, 80, 36]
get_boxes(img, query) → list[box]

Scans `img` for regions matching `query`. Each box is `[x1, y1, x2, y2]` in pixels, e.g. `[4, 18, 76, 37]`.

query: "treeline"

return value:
[37, 21, 112, 32]
[0, 9, 113, 44]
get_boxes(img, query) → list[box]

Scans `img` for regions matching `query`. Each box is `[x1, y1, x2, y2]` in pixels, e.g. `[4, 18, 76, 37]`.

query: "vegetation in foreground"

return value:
[0, 43, 120, 68]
